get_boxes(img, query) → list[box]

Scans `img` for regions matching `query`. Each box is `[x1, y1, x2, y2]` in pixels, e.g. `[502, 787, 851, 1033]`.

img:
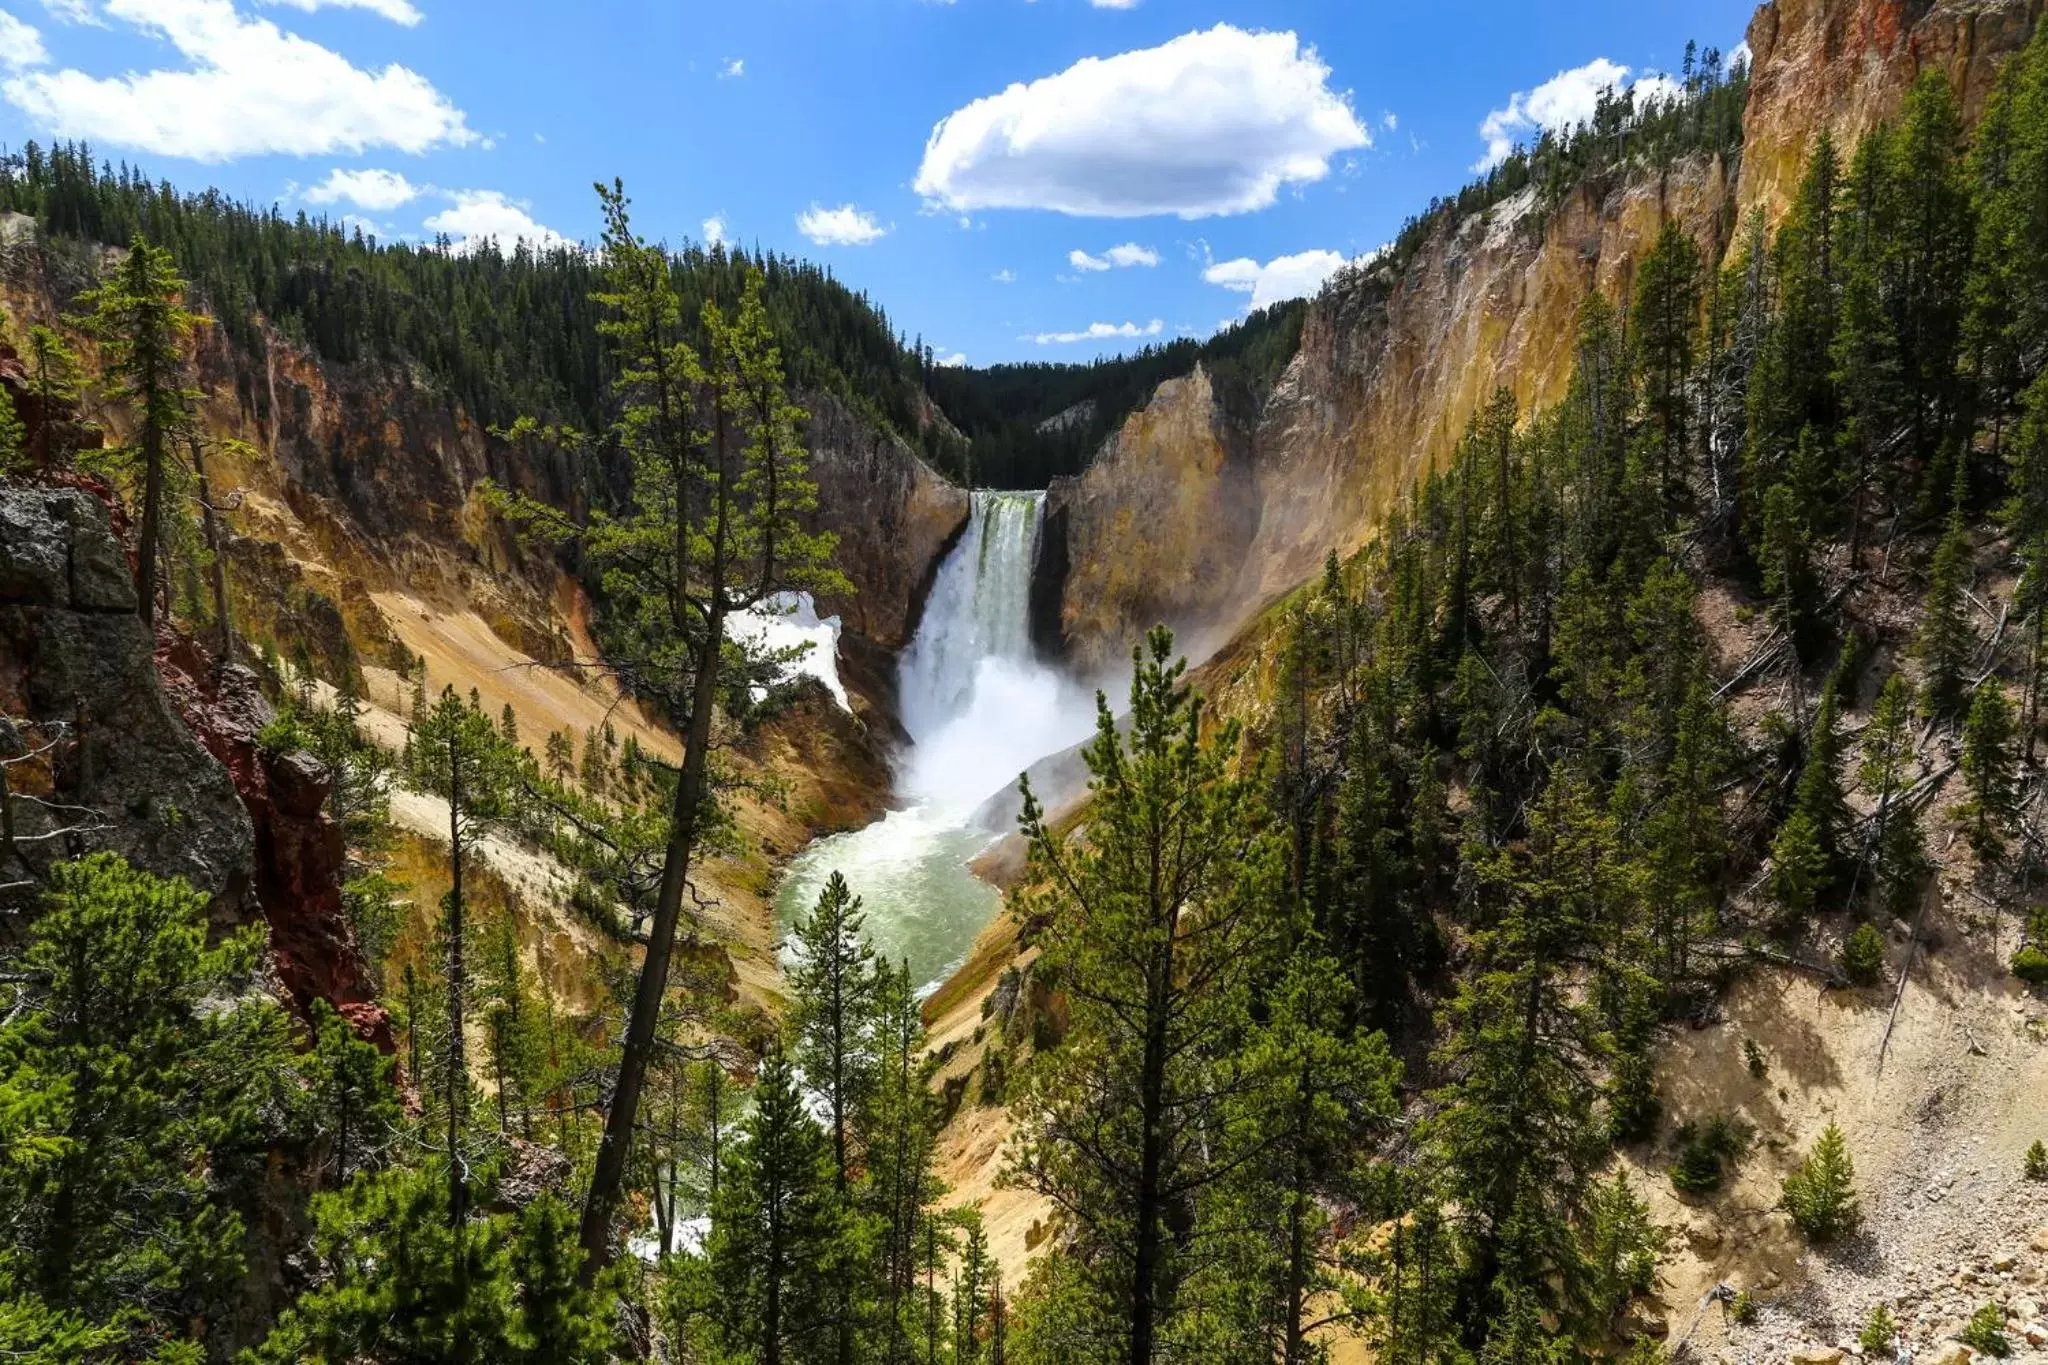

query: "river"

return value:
[771, 490, 1094, 992]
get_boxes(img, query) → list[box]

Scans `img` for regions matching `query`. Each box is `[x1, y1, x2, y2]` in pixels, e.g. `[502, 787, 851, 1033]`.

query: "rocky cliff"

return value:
[803, 393, 971, 653]
[0, 484, 254, 910]
[1739, 0, 2040, 217]
[1036, 0, 2037, 676]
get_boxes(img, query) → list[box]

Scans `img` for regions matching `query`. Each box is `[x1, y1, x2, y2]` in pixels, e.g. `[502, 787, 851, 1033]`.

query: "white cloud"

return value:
[935, 351, 967, 367]
[260, 0, 420, 26]
[991, 268, 1016, 283]
[1727, 40, 1751, 72]
[1069, 241, 1159, 271]
[424, 189, 569, 253]
[1, 10, 48, 67]
[1203, 247, 1353, 309]
[36, 0, 99, 23]
[1472, 57, 1680, 172]
[796, 203, 887, 246]
[1381, 111, 1396, 131]
[304, 166, 419, 211]
[702, 215, 726, 247]
[915, 24, 1368, 220]
[1632, 72, 1682, 107]
[1023, 318, 1163, 345]
[2, 0, 473, 161]
[719, 56, 742, 78]
[1089, 0, 1138, 7]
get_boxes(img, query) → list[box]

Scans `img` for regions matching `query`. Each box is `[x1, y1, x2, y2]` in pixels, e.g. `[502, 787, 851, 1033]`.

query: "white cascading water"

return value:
[773, 490, 1093, 990]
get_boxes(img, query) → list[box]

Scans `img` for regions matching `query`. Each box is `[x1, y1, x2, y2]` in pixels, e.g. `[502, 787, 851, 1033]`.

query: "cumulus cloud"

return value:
[719, 57, 742, 78]
[1203, 247, 1355, 310]
[304, 166, 420, 211]
[934, 351, 967, 367]
[1023, 318, 1163, 345]
[991, 268, 1016, 283]
[260, 0, 420, 26]
[1, 9, 48, 67]
[424, 189, 570, 253]
[2, 0, 473, 161]
[1473, 57, 1681, 172]
[797, 203, 887, 246]
[702, 215, 727, 247]
[914, 24, 1368, 219]
[1068, 242, 1159, 272]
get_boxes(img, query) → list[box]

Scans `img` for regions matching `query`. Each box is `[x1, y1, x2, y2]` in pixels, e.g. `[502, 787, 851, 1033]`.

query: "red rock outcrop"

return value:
[156, 638, 393, 1050]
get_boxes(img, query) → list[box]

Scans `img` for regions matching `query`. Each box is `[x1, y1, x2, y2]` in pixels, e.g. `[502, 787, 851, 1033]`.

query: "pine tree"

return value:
[1957, 684, 2018, 858]
[0, 385, 23, 475]
[1222, 947, 1400, 1363]
[20, 323, 83, 471]
[1428, 771, 1614, 1350]
[788, 870, 884, 1365]
[248, 1169, 614, 1364]
[954, 1215, 992, 1364]
[1631, 219, 1703, 507]
[1967, 21, 2048, 416]
[867, 958, 944, 1363]
[501, 184, 852, 1273]
[405, 686, 514, 1226]
[1917, 497, 1978, 723]
[1582, 1172, 1668, 1335]
[306, 999, 399, 1186]
[76, 239, 202, 628]
[1858, 674, 1925, 916]
[1782, 1121, 1861, 1243]
[790, 870, 882, 1194]
[705, 1048, 843, 1365]
[0, 854, 295, 1351]
[1771, 682, 1850, 918]
[1349, 1176, 1465, 1365]
[1007, 628, 1290, 1362]
[1887, 73, 1974, 491]
[478, 913, 545, 1140]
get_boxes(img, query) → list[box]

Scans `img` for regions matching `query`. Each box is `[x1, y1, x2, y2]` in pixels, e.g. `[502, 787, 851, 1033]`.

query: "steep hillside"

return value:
[924, 1, 2048, 1345]
[1033, 0, 2035, 679]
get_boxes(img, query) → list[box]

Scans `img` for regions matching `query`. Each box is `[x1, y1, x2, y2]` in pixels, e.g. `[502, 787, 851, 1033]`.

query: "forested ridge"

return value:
[3, 14, 2048, 1365]
[0, 144, 974, 473]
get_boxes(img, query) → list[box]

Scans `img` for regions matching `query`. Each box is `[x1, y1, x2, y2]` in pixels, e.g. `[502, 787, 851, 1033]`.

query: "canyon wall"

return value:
[0, 225, 968, 695]
[1037, 0, 2038, 676]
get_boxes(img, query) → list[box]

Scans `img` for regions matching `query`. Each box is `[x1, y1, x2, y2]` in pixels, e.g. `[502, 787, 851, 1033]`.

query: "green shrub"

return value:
[1782, 1121, 1861, 1242]
[1743, 1039, 1769, 1079]
[2014, 944, 2048, 984]
[2026, 1139, 2047, 1181]
[1730, 1291, 1758, 1325]
[1842, 923, 1887, 984]
[1958, 1303, 2011, 1358]
[1860, 1304, 1899, 1356]
[1671, 1114, 1750, 1195]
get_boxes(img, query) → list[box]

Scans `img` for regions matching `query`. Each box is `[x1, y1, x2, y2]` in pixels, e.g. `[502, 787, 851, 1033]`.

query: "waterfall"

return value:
[772, 488, 1093, 989]
[898, 490, 1043, 741]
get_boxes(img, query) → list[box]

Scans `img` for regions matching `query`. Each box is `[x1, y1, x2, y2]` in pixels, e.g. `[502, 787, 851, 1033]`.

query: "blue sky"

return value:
[0, 0, 1755, 366]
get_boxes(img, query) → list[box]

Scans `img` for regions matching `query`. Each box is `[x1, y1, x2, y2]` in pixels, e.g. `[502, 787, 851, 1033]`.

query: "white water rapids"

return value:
[772, 491, 1095, 991]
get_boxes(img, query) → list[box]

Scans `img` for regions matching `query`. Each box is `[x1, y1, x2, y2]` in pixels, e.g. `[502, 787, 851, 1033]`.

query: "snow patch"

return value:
[727, 591, 850, 712]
